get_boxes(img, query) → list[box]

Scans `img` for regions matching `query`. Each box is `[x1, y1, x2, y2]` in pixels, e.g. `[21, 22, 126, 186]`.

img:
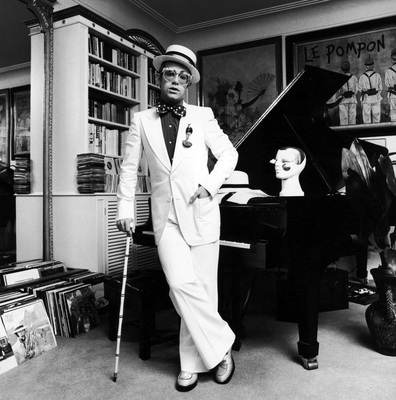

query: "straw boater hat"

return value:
[219, 171, 250, 193]
[153, 44, 200, 84]
[14, 324, 26, 334]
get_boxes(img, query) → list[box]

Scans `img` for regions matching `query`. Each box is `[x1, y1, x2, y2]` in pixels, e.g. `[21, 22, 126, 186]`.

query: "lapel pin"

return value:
[182, 124, 193, 148]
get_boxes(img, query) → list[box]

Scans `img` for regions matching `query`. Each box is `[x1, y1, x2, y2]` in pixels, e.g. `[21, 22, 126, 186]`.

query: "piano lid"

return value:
[234, 65, 388, 196]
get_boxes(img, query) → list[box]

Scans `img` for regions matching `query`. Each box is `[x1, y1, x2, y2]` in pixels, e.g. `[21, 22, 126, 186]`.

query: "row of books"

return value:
[148, 88, 160, 107]
[88, 123, 126, 156]
[76, 153, 122, 194]
[88, 33, 138, 73]
[13, 157, 31, 194]
[148, 67, 160, 86]
[88, 98, 132, 126]
[89, 62, 138, 99]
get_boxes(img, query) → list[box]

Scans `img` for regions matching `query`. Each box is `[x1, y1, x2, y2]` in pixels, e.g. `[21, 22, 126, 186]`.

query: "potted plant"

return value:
[341, 139, 396, 356]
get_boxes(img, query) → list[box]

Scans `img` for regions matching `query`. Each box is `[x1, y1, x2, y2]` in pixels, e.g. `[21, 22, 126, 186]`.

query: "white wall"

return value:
[175, 0, 396, 103]
[176, 0, 396, 51]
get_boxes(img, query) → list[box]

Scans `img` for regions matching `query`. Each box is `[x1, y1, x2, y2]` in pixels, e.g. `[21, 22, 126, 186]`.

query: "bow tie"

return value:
[156, 102, 187, 118]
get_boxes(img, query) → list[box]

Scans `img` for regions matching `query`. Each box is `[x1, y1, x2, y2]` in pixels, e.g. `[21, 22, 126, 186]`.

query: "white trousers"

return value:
[157, 204, 235, 373]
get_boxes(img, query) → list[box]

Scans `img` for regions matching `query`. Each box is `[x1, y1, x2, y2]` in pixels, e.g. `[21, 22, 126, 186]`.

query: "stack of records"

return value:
[76, 153, 106, 193]
[13, 157, 30, 194]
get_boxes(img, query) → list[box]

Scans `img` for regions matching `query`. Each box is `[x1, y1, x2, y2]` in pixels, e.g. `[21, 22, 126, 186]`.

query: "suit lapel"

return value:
[141, 109, 171, 171]
[172, 103, 193, 171]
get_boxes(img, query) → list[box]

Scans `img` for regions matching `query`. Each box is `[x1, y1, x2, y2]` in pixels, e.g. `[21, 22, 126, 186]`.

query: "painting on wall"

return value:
[286, 16, 396, 135]
[0, 89, 10, 165]
[198, 37, 282, 146]
[11, 85, 30, 158]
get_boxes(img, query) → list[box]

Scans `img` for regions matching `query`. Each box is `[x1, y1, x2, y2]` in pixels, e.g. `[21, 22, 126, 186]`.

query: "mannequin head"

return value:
[271, 147, 306, 196]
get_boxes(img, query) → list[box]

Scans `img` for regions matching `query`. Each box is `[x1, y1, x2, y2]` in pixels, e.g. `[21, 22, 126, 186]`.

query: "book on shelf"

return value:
[0, 298, 57, 365]
[88, 62, 137, 99]
[88, 99, 130, 126]
[0, 318, 18, 375]
[88, 124, 122, 156]
[88, 33, 138, 73]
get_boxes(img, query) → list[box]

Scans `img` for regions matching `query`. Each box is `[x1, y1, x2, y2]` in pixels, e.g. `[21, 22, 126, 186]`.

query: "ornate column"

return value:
[19, 0, 56, 260]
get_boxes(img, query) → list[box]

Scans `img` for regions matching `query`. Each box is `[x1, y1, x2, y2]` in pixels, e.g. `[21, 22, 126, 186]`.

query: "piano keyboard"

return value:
[140, 231, 251, 249]
[220, 240, 251, 249]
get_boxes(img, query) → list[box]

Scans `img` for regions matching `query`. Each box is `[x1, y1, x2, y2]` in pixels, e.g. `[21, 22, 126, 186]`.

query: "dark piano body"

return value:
[219, 65, 388, 369]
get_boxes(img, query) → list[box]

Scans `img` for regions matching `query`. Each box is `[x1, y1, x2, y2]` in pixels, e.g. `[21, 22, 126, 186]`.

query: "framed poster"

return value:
[11, 85, 30, 158]
[286, 17, 396, 135]
[0, 89, 10, 165]
[198, 37, 282, 146]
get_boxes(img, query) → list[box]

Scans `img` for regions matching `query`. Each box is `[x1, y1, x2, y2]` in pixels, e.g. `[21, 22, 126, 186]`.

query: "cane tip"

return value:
[113, 375, 117, 382]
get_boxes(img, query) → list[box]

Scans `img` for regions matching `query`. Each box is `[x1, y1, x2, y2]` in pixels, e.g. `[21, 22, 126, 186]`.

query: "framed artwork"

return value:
[0, 89, 10, 165]
[11, 85, 31, 158]
[198, 37, 282, 146]
[286, 16, 396, 136]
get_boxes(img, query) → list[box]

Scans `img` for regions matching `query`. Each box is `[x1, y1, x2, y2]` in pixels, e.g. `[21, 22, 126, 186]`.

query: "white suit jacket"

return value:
[116, 103, 238, 246]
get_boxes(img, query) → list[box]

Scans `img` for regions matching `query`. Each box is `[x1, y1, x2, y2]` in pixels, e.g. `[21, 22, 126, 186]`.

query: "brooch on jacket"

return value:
[182, 124, 193, 148]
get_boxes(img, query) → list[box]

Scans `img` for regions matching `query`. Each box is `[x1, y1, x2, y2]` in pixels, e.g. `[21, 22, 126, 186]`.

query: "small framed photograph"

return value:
[11, 85, 31, 158]
[0, 89, 10, 165]
[198, 37, 282, 146]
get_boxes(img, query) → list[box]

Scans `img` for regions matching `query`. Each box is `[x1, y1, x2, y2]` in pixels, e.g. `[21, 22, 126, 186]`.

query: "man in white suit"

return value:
[116, 44, 238, 392]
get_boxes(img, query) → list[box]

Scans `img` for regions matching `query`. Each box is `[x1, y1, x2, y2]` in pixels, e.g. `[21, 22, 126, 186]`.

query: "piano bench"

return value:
[103, 269, 179, 360]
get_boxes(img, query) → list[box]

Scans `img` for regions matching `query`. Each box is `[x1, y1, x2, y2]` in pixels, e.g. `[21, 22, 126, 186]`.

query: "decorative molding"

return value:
[19, 0, 56, 32]
[53, 5, 164, 55]
[126, 29, 165, 56]
[19, 0, 55, 260]
[128, 0, 331, 33]
[0, 62, 31, 74]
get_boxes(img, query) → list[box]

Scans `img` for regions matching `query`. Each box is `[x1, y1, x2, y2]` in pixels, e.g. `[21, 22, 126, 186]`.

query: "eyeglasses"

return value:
[270, 158, 297, 165]
[161, 68, 192, 86]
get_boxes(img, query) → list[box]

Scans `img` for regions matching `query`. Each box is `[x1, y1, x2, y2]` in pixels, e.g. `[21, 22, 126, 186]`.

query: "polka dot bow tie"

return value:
[156, 102, 187, 118]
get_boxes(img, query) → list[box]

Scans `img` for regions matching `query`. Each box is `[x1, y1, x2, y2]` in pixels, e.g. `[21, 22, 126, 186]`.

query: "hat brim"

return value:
[153, 55, 200, 84]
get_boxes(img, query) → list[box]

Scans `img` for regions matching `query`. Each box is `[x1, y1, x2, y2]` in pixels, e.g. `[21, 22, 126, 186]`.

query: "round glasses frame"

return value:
[160, 68, 192, 86]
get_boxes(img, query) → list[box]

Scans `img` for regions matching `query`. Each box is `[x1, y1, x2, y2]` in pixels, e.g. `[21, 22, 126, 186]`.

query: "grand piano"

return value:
[219, 65, 388, 369]
[133, 65, 388, 370]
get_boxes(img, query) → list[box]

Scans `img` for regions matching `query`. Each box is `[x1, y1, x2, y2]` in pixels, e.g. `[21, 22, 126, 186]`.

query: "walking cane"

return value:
[113, 232, 132, 382]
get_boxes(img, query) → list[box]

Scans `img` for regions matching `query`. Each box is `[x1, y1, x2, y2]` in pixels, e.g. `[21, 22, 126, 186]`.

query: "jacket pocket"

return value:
[194, 196, 213, 219]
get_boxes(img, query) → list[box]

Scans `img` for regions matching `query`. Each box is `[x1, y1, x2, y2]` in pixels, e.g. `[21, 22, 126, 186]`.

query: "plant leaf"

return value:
[349, 139, 374, 188]
[379, 154, 396, 197]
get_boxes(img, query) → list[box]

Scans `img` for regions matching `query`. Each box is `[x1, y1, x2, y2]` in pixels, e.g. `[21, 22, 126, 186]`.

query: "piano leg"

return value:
[291, 274, 321, 370]
[218, 248, 246, 340]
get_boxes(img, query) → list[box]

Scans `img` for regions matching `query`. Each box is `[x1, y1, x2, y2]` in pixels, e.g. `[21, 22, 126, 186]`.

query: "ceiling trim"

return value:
[128, 0, 330, 33]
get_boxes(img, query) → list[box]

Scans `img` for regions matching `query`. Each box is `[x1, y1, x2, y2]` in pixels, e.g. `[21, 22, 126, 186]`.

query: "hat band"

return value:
[222, 184, 249, 188]
[166, 50, 196, 67]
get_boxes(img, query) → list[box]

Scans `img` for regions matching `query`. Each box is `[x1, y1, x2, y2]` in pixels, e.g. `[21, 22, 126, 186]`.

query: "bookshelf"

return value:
[16, 7, 160, 274]
[51, 12, 154, 193]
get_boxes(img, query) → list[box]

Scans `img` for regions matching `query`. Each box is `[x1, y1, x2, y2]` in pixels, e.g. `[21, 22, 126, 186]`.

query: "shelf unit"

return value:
[17, 8, 159, 275]
[51, 13, 154, 193]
